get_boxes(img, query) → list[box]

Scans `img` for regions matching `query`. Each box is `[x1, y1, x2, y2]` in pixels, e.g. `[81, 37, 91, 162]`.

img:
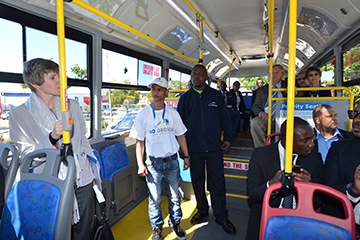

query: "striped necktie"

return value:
[271, 86, 278, 120]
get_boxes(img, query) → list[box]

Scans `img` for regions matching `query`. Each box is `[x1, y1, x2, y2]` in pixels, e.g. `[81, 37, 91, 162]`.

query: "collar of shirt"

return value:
[278, 141, 298, 171]
[315, 127, 343, 163]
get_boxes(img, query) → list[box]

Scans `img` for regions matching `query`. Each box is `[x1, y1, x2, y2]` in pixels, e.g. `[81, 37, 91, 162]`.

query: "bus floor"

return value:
[111, 196, 250, 240]
[111, 134, 253, 239]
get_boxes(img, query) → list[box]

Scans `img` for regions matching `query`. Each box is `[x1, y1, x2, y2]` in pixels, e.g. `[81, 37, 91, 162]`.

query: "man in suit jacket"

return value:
[250, 65, 287, 148]
[219, 81, 241, 134]
[312, 104, 353, 163]
[251, 78, 264, 106]
[246, 117, 324, 240]
[323, 103, 360, 233]
[229, 81, 250, 135]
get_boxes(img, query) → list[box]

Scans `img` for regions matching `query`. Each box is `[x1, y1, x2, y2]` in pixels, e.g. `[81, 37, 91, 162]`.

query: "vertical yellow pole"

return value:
[199, 16, 203, 65]
[267, 0, 274, 138]
[284, 0, 297, 173]
[56, 0, 71, 144]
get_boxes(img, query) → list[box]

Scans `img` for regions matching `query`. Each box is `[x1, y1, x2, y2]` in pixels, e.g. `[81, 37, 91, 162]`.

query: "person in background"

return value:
[220, 81, 241, 135]
[230, 81, 250, 136]
[130, 77, 190, 240]
[323, 103, 360, 238]
[302, 66, 331, 97]
[246, 117, 324, 240]
[296, 71, 310, 88]
[178, 64, 236, 235]
[250, 65, 287, 148]
[251, 78, 264, 106]
[187, 79, 193, 89]
[312, 104, 353, 163]
[9, 58, 101, 239]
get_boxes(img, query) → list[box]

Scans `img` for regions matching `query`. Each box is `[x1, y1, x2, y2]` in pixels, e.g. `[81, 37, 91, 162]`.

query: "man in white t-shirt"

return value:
[129, 77, 190, 240]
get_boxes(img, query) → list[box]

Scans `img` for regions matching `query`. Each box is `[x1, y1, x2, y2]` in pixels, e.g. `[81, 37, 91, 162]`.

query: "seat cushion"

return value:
[1, 180, 61, 239]
[100, 142, 130, 180]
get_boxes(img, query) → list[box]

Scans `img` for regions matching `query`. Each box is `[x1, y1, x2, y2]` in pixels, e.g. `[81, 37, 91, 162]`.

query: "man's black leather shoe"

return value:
[190, 212, 209, 224]
[215, 218, 236, 235]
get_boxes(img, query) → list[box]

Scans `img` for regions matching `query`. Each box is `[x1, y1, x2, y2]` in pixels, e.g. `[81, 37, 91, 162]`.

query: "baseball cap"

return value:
[148, 77, 168, 89]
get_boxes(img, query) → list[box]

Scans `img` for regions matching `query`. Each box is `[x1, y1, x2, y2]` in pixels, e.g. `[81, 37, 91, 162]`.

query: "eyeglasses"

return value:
[348, 110, 360, 119]
[308, 73, 319, 77]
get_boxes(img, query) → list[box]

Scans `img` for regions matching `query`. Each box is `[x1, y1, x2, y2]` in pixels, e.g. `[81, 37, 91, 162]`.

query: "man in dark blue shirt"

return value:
[178, 64, 236, 235]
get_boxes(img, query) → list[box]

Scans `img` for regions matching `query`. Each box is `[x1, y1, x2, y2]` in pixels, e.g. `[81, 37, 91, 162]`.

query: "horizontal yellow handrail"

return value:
[223, 157, 249, 163]
[183, 0, 240, 64]
[71, 0, 199, 62]
[268, 86, 354, 132]
[224, 174, 248, 180]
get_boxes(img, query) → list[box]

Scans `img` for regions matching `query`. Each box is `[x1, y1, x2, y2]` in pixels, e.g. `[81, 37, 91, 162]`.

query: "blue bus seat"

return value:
[242, 95, 252, 110]
[0, 143, 20, 201]
[92, 149, 111, 218]
[98, 142, 136, 216]
[260, 182, 356, 240]
[0, 149, 75, 240]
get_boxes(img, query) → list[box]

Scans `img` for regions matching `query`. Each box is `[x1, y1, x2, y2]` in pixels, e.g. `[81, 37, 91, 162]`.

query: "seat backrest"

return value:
[100, 142, 130, 180]
[0, 149, 75, 240]
[259, 182, 356, 240]
[265, 132, 281, 145]
[0, 143, 20, 199]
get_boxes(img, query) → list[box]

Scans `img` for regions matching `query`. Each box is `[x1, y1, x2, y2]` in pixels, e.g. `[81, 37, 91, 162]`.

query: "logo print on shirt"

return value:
[208, 101, 218, 107]
[150, 118, 170, 134]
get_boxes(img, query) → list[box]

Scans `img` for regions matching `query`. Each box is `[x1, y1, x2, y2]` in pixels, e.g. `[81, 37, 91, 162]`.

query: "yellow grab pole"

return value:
[267, 0, 274, 138]
[284, 0, 298, 174]
[183, 0, 240, 64]
[56, 0, 71, 144]
[199, 16, 203, 64]
[72, 0, 198, 63]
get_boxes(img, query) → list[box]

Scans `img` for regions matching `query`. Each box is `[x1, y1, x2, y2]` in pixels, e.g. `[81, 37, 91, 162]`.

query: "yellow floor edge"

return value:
[111, 196, 198, 239]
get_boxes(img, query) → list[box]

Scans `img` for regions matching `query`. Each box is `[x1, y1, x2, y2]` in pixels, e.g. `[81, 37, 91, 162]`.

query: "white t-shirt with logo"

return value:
[129, 104, 187, 158]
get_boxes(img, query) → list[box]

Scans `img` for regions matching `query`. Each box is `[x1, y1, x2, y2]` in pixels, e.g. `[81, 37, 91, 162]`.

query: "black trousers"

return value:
[71, 182, 94, 240]
[190, 150, 228, 220]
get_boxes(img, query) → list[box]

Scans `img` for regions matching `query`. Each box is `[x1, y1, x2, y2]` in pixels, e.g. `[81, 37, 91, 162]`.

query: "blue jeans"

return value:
[145, 156, 182, 229]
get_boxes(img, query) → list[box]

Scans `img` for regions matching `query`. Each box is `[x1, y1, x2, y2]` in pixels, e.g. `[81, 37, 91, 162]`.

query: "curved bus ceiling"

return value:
[10, 0, 360, 79]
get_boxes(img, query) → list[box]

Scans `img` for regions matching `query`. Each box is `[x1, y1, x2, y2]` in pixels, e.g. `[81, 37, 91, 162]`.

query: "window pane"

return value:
[0, 18, 23, 73]
[26, 27, 87, 79]
[101, 89, 147, 141]
[0, 83, 32, 142]
[68, 86, 91, 138]
[102, 49, 138, 84]
[138, 60, 162, 86]
[343, 43, 360, 83]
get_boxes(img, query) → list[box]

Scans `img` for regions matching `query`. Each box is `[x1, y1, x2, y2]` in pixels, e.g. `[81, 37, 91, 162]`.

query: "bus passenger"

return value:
[129, 77, 190, 240]
[324, 103, 360, 237]
[313, 104, 353, 163]
[177, 65, 236, 235]
[219, 81, 241, 136]
[9, 58, 101, 239]
[246, 117, 324, 240]
[250, 65, 287, 148]
[302, 66, 331, 97]
[230, 81, 250, 136]
[251, 78, 264, 106]
[296, 71, 310, 87]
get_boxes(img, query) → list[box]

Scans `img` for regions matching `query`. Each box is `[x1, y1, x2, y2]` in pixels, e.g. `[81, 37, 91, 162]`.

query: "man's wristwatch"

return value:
[346, 182, 360, 197]
[184, 156, 190, 160]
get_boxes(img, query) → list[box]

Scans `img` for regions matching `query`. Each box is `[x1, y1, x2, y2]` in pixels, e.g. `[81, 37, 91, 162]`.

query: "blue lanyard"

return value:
[49, 108, 58, 121]
[152, 103, 166, 120]
[308, 85, 320, 97]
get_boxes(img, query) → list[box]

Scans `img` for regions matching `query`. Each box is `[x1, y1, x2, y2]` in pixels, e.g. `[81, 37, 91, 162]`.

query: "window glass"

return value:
[320, 61, 335, 86]
[102, 49, 138, 84]
[101, 88, 146, 136]
[296, 38, 316, 59]
[0, 83, 32, 142]
[0, 18, 23, 73]
[297, 7, 339, 42]
[138, 60, 162, 86]
[168, 69, 190, 97]
[343, 43, 360, 83]
[68, 86, 91, 138]
[26, 27, 87, 79]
